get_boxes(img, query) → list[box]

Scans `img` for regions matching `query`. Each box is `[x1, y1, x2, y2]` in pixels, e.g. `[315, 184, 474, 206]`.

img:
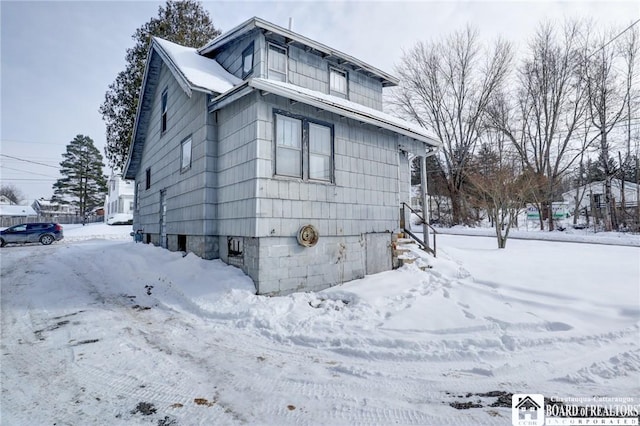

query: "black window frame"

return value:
[161, 88, 168, 133]
[241, 41, 255, 79]
[273, 109, 334, 183]
[145, 168, 151, 190]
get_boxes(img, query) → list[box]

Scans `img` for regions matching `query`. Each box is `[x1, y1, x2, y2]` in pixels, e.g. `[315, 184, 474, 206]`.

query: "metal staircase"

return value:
[399, 202, 437, 257]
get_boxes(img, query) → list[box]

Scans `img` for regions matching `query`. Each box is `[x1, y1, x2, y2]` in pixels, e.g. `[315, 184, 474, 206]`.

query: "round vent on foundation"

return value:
[297, 224, 319, 247]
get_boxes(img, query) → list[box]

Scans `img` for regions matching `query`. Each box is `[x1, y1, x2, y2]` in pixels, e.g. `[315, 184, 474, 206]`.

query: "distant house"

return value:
[0, 204, 37, 227]
[104, 174, 134, 225]
[123, 17, 440, 295]
[0, 195, 16, 205]
[31, 198, 78, 221]
[562, 179, 639, 213]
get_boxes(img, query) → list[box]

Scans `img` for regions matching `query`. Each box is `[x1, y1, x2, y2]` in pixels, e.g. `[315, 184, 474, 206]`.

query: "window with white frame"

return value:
[329, 68, 347, 96]
[181, 136, 192, 172]
[275, 114, 302, 177]
[242, 42, 254, 78]
[275, 111, 333, 182]
[308, 123, 332, 181]
[268, 43, 287, 82]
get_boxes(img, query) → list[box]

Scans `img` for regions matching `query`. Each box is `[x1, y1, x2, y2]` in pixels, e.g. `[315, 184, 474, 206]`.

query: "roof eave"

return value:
[199, 17, 399, 87]
[247, 79, 440, 147]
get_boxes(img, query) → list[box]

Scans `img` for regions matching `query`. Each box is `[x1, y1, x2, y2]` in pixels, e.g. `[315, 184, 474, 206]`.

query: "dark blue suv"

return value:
[0, 223, 64, 247]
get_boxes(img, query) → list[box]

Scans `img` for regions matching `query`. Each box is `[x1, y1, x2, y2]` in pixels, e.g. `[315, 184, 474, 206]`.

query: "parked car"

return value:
[0, 223, 64, 247]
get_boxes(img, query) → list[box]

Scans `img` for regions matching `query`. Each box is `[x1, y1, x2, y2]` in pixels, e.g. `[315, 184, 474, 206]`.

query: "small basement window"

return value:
[177, 235, 186, 252]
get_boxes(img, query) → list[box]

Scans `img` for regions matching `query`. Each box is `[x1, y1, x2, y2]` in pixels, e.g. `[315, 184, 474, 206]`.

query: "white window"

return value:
[330, 68, 347, 96]
[308, 123, 332, 181]
[275, 115, 302, 177]
[275, 112, 333, 182]
[181, 137, 192, 172]
[242, 42, 254, 78]
[268, 44, 287, 82]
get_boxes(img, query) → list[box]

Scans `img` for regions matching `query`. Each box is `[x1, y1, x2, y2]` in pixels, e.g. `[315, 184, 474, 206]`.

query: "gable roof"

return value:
[123, 37, 241, 179]
[198, 17, 399, 87]
[154, 37, 242, 95]
[214, 78, 440, 148]
[0, 205, 37, 217]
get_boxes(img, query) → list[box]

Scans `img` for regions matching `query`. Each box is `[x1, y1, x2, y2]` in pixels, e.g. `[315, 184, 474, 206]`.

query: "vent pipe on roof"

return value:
[288, 17, 293, 31]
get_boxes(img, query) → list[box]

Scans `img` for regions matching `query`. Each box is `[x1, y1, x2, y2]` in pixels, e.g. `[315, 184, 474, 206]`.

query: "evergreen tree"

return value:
[52, 135, 107, 217]
[99, 0, 220, 171]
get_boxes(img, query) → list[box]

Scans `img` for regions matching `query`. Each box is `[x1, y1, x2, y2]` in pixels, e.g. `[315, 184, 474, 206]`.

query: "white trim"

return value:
[249, 78, 441, 147]
[198, 17, 399, 87]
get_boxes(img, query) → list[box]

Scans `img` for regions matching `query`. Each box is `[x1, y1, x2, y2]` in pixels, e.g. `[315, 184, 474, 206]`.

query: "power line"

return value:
[1, 139, 63, 146]
[588, 18, 640, 59]
[0, 166, 59, 178]
[0, 178, 56, 182]
[0, 154, 59, 169]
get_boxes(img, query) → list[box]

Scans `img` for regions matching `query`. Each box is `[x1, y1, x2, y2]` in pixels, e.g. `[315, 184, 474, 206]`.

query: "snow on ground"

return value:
[434, 224, 640, 247]
[1, 223, 639, 425]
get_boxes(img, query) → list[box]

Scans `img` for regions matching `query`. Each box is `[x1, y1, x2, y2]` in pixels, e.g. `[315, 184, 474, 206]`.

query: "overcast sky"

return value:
[1, 1, 638, 202]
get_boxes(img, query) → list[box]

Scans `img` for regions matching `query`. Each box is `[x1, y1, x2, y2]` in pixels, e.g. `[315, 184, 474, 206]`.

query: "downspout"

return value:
[421, 148, 438, 251]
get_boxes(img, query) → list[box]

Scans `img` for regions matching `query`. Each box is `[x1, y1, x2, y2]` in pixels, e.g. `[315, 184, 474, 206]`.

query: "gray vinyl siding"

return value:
[134, 62, 211, 243]
[212, 31, 263, 80]
[253, 94, 401, 239]
[263, 36, 384, 111]
[348, 70, 383, 110]
[215, 92, 260, 237]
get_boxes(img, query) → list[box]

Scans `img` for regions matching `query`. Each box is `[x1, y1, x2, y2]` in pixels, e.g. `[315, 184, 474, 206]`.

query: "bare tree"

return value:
[487, 21, 589, 231]
[466, 139, 541, 248]
[394, 26, 512, 225]
[620, 25, 640, 228]
[0, 184, 24, 205]
[583, 29, 631, 231]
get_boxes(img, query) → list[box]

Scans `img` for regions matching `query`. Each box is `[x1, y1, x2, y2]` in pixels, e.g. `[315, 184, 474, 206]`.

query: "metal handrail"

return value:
[400, 202, 437, 257]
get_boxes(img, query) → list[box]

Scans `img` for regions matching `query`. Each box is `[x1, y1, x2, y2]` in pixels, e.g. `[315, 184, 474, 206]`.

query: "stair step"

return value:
[396, 238, 416, 245]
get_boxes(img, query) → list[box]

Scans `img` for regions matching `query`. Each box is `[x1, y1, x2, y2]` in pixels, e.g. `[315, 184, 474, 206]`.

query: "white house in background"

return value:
[31, 198, 78, 220]
[562, 179, 639, 212]
[0, 204, 38, 227]
[104, 174, 134, 225]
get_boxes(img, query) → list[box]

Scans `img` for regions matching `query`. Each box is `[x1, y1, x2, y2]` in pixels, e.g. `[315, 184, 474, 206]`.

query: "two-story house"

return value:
[104, 173, 135, 225]
[123, 17, 440, 295]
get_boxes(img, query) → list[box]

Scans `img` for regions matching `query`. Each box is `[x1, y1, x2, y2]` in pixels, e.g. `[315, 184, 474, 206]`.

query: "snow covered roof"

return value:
[198, 17, 399, 87]
[124, 38, 243, 179]
[238, 78, 440, 147]
[0, 205, 37, 217]
[153, 37, 241, 96]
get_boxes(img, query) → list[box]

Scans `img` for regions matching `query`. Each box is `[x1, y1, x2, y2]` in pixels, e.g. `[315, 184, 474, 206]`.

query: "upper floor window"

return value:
[161, 88, 168, 133]
[145, 168, 151, 190]
[181, 136, 192, 172]
[274, 111, 333, 182]
[242, 42, 254, 79]
[329, 68, 347, 97]
[268, 43, 287, 82]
